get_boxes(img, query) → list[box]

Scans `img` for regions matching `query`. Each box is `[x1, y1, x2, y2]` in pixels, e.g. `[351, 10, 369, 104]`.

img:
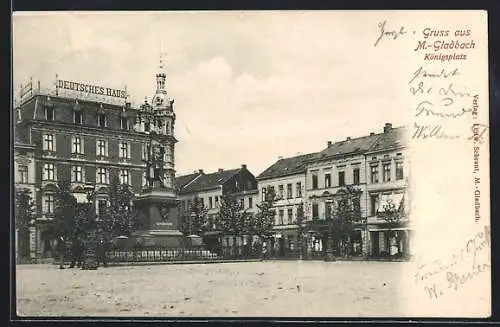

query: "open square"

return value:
[16, 261, 409, 317]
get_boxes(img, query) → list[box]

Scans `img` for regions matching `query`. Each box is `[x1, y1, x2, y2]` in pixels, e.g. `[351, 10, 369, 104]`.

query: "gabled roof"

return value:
[315, 125, 407, 161]
[367, 126, 408, 153]
[317, 134, 380, 160]
[257, 153, 319, 181]
[174, 172, 202, 191]
[177, 168, 242, 194]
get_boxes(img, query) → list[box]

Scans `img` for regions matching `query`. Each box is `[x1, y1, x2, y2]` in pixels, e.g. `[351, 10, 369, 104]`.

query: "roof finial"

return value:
[159, 39, 165, 71]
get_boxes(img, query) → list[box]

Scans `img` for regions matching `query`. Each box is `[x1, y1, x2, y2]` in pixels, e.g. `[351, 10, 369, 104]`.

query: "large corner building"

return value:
[14, 65, 176, 261]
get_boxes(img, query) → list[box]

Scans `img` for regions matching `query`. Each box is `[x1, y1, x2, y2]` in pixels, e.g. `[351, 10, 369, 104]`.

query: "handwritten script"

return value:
[374, 20, 407, 47]
[414, 225, 490, 299]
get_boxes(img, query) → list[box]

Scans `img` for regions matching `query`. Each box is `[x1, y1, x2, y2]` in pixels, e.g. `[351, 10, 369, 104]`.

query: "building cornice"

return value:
[256, 171, 305, 182]
[34, 156, 147, 170]
[26, 119, 180, 142]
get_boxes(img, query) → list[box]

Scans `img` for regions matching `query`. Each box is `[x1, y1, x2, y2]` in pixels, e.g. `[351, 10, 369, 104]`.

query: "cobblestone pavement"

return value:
[16, 261, 410, 317]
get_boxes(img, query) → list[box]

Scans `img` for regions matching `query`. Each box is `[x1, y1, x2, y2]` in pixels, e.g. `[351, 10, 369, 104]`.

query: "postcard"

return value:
[13, 10, 490, 318]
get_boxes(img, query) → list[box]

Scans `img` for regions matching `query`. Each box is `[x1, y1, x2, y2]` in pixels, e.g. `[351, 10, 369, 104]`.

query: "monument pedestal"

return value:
[133, 185, 184, 247]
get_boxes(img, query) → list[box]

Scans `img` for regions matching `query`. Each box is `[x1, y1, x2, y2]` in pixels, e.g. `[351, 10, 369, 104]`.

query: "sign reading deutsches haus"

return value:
[57, 79, 127, 99]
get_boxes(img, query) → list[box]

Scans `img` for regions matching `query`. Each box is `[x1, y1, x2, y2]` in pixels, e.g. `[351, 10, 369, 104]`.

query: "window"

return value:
[72, 165, 83, 182]
[287, 183, 293, 199]
[279, 210, 284, 225]
[297, 204, 304, 221]
[98, 113, 106, 127]
[120, 169, 129, 185]
[270, 186, 275, 198]
[312, 173, 318, 189]
[142, 144, 148, 161]
[239, 198, 244, 208]
[142, 171, 147, 186]
[325, 173, 331, 188]
[119, 142, 130, 159]
[262, 188, 267, 201]
[396, 162, 404, 180]
[74, 111, 82, 124]
[208, 197, 213, 209]
[353, 168, 360, 185]
[248, 197, 253, 208]
[42, 163, 55, 181]
[120, 117, 129, 130]
[97, 167, 108, 184]
[370, 165, 379, 184]
[97, 140, 107, 157]
[296, 182, 302, 198]
[18, 165, 28, 183]
[71, 136, 83, 154]
[278, 185, 284, 199]
[312, 204, 319, 220]
[45, 107, 54, 121]
[144, 122, 150, 132]
[164, 146, 172, 163]
[370, 195, 379, 216]
[325, 202, 332, 219]
[383, 163, 391, 182]
[287, 208, 293, 224]
[338, 171, 345, 187]
[43, 134, 54, 151]
[215, 196, 219, 207]
[98, 199, 107, 216]
[43, 195, 55, 214]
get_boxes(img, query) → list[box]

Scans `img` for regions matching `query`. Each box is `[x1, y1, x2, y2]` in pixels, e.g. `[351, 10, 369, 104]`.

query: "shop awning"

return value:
[72, 193, 88, 204]
[377, 193, 404, 213]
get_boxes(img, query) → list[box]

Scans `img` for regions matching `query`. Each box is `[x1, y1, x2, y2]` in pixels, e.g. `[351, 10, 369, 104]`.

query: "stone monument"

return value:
[132, 56, 183, 247]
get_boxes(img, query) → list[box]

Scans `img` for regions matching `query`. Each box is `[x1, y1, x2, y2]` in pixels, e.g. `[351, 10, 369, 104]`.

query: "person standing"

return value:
[69, 236, 84, 268]
[56, 236, 67, 269]
[96, 237, 108, 268]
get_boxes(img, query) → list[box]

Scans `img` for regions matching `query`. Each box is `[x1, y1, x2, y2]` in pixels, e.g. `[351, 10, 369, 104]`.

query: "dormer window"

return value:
[120, 117, 129, 130]
[74, 111, 82, 124]
[45, 107, 54, 121]
[98, 113, 106, 127]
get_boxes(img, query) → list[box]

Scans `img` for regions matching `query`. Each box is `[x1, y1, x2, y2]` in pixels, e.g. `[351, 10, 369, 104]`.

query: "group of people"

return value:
[55, 234, 109, 270]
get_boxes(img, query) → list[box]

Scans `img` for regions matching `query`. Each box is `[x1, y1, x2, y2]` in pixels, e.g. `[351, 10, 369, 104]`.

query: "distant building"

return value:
[14, 139, 37, 261]
[256, 153, 318, 256]
[176, 165, 258, 245]
[303, 123, 410, 258]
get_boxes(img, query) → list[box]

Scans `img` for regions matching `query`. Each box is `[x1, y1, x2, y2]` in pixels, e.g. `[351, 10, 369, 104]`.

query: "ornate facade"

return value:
[13, 62, 175, 260]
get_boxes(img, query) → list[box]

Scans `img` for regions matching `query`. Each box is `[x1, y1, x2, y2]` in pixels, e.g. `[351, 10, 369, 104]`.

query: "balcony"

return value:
[41, 150, 57, 158]
[366, 179, 407, 192]
[70, 152, 86, 160]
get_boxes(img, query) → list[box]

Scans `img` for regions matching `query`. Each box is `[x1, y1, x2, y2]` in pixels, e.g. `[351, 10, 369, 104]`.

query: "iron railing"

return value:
[105, 245, 261, 263]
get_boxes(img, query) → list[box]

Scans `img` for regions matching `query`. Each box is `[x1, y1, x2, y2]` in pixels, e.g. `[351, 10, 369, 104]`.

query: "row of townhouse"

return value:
[174, 123, 410, 258]
[255, 123, 410, 258]
[174, 165, 259, 248]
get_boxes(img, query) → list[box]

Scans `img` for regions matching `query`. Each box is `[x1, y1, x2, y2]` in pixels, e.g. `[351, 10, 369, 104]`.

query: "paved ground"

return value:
[16, 261, 410, 317]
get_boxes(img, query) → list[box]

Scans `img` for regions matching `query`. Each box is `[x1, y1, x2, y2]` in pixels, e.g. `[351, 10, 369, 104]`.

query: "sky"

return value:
[12, 11, 409, 176]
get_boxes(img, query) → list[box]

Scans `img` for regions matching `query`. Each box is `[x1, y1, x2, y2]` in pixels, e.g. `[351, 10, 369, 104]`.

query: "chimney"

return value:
[241, 164, 247, 169]
[327, 141, 332, 147]
[218, 168, 224, 173]
[198, 169, 204, 174]
[346, 137, 351, 141]
[384, 123, 393, 133]
[278, 156, 283, 160]
[370, 132, 375, 136]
